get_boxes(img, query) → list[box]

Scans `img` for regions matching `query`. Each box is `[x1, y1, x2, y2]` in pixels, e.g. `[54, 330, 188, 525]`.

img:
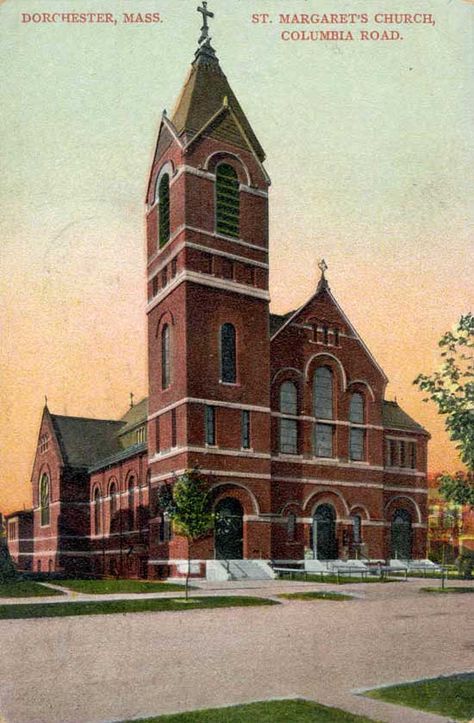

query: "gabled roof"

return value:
[170, 41, 265, 162]
[382, 401, 428, 434]
[118, 398, 148, 435]
[50, 414, 124, 469]
[270, 277, 389, 383]
[270, 311, 296, 336]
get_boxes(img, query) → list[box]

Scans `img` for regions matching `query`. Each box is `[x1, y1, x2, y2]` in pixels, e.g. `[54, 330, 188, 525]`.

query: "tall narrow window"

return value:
[241, 410, 251, 449]
[352, 514, 362, 544]
[158, 174, 170, 247]
[161, 324, 171, 389]
[349, 392, 365, 461]
[110, 482, 118, 517]
[279, 381, 298, 454]
[349, 428, 365, 461]
[40, 474, 50, 526]
[171, 408, 177, 447]
[313, 367, 333, 419]
[287, 512, 297, 542]
[216, 163, 239, 238]
[94, 488, 101, 535]
[205, 405, 216, 445]
[128, 478, 135, 530]
[220, 323, 236, 383]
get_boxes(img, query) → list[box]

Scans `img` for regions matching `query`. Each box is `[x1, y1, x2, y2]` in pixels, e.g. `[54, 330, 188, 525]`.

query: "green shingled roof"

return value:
[382, 401, 427, 433]
[51, 415, 124, 468]
[118, 398, 148, 435]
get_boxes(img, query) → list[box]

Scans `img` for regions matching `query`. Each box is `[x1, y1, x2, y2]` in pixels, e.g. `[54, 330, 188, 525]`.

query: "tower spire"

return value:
[194, 2, 218, 67]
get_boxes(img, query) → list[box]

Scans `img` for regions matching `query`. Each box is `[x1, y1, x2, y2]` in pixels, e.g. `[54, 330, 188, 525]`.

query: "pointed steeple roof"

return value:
[170, 7, 265, 161]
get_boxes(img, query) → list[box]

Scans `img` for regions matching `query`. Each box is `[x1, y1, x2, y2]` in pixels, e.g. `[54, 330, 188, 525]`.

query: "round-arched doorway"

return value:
[214, 497, 243, 560]
[391, 508, 412, 560]
[313, 503, 337, 560]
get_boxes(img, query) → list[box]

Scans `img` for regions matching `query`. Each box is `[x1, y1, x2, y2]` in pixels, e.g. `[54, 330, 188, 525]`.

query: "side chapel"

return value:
[6, 5, 429, 579]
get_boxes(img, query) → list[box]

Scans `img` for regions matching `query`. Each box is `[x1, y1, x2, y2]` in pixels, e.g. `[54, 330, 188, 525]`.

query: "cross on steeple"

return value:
[316, 259, 329, 292]
[318, 258, 328, 277]
[197, 2, 214, 45]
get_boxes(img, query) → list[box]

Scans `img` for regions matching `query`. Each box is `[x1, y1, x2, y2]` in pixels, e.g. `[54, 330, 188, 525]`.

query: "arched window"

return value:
[313, 367, 333, 419]
[94, 488, 101, 535]
[158, 174, 170, 247]
[313, 367, 334, 457]
[391, 508, 412, 560]
[352, 514, 362, 544]
[161, 324, 171, 389]
[287, 512, 297, 542]
[220, 323, 236, 383]
[216, 163, 239, 238]
[279, 381, 298, 455]
[128, 478, 135, 530]
[110, 482, 118, 517]
[40, 474, 50, 526]
[349, 393, 364, 423]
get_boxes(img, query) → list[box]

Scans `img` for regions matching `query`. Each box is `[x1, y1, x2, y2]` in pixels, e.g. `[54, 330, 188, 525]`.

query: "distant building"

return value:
[8, 10, 430, 578]
[427, 475, 474, 562]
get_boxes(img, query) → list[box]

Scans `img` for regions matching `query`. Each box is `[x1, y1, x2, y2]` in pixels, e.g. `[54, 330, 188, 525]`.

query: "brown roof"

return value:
[171, 42, 265, 162]
[382, 401, 427, 433]
[118, 398, 148, 435]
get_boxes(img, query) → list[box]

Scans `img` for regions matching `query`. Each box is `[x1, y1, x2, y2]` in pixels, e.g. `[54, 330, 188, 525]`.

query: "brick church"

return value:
[6, 8, 430, 579]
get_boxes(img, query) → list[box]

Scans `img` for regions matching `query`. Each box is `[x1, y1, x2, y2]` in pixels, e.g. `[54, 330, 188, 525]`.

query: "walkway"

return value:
[0, 579, 472, 723]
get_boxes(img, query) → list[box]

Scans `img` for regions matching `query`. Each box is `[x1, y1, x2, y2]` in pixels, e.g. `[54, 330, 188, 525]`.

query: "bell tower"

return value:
[145, 4, 272, 562]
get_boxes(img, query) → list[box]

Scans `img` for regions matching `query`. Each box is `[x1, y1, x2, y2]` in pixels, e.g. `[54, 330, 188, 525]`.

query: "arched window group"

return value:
[277, 369, 368, 461]
[216, 163, 240, 238]
[158, 174, 170, 247]
[220, 323, 236, 383]
[40, 473, 50, 527]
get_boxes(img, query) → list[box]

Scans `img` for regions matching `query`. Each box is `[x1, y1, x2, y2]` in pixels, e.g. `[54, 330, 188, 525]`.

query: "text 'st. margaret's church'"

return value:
[6, 5, 430, 580]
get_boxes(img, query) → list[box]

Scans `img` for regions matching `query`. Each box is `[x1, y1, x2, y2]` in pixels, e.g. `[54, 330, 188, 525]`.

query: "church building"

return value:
[7, 7, 430, 579]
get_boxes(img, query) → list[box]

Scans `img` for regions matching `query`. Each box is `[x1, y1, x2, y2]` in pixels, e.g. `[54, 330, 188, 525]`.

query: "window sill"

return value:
[219, 381, 240, 387]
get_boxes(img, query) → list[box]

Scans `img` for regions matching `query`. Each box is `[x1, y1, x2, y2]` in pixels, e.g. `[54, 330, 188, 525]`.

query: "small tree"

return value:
[414, 312, 474, 506]
[0, 519, 17, 584]
[158, 469, 214, 599]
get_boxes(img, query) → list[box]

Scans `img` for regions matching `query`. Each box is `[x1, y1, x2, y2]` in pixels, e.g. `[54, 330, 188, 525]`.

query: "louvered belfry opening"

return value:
[216, 163, 239, 238]
[158, 174, 170, 247]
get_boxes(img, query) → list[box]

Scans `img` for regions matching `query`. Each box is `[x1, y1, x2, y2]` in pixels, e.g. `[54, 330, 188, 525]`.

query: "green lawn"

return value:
[58, 579, 186, 594]
[421, 586, 474, 594]
[123, 699, 376, 722]
[279, 591, 353, 601]
[0, 581, 64, 598]
[0, 595, 278, 620]
[364, 673, 474, 721]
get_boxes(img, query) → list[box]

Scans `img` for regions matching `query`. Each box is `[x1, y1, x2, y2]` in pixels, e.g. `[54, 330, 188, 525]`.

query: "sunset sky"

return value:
[0, 0, 472, 513]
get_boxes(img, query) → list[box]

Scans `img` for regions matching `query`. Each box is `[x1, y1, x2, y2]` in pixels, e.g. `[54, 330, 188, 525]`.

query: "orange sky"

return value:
[0, 0, 473, 514]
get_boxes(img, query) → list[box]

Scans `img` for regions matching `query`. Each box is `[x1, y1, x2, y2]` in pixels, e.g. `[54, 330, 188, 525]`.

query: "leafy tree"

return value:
[414, 312, 474, 506]
[158, 469, 214, 599]
[0, 518, 17, 584]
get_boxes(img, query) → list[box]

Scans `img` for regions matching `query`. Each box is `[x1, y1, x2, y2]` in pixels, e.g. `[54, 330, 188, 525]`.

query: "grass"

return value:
[122, 698, 376, 722]
[278, 591, 353, 601]
[364, 672, 474, 721]
[0, 595, 278, 620]
[58, 579, 186, 594]
[421, 586, 474, 594]
[0, 581, 64, 598]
